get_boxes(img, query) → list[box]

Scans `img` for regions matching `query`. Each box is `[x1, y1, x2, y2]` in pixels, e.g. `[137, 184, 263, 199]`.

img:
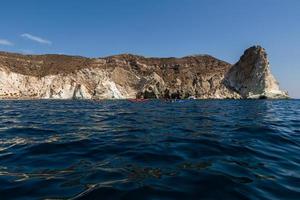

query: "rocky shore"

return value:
[0, 46, 288, 99]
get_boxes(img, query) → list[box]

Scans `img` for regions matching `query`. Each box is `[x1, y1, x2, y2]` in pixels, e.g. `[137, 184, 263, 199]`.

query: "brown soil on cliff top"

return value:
[0, 51, 231, 77]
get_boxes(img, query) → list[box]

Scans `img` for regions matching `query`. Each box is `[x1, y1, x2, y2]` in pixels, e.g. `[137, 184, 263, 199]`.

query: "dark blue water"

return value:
[0, 100, 299, 200]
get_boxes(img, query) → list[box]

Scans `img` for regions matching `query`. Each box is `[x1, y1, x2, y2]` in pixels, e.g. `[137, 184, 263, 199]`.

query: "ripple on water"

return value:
[0, 100, 299, 200]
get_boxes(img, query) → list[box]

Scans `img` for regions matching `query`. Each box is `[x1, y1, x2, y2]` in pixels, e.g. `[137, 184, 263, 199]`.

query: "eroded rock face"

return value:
[0, 46, 288, 99]
[224, 46, 288, 99]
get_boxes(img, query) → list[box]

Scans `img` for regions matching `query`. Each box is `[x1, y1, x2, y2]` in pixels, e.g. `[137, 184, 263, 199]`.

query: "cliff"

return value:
[224, 46, 288, 99]
[0, 46, 288, 99]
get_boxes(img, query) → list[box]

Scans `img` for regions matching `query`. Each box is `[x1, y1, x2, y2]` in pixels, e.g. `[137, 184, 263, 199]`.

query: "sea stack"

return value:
[224, 46, 288, 99]
[0, 46, 288, 99]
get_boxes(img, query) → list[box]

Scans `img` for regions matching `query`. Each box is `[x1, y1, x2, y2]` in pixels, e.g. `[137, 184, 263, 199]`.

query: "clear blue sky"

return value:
[0, 0, 299, 97]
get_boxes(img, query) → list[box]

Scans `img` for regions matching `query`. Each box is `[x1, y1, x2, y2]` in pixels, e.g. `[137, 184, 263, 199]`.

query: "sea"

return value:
[0, 100, 299, 200]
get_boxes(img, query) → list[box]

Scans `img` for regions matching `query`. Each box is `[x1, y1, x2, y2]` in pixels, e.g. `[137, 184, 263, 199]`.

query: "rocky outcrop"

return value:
[0, 46, 288, 99]
[224, 46, 288, 99]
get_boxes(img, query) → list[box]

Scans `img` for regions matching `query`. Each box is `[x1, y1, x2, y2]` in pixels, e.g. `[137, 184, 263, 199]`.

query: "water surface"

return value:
[0, 100, 299, 200]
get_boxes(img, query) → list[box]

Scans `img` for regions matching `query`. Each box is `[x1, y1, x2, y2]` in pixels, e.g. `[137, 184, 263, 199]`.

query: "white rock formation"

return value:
[0, 68, 136, 99]
[224, 46, 288, 99]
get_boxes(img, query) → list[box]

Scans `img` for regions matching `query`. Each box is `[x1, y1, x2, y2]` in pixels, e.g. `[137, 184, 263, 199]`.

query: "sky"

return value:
[0, 0, 299, 98]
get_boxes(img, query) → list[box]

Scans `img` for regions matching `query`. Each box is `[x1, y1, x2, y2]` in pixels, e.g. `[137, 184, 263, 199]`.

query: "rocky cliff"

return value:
[224, 46, 288, 99]
[0, 46, 288, 99]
